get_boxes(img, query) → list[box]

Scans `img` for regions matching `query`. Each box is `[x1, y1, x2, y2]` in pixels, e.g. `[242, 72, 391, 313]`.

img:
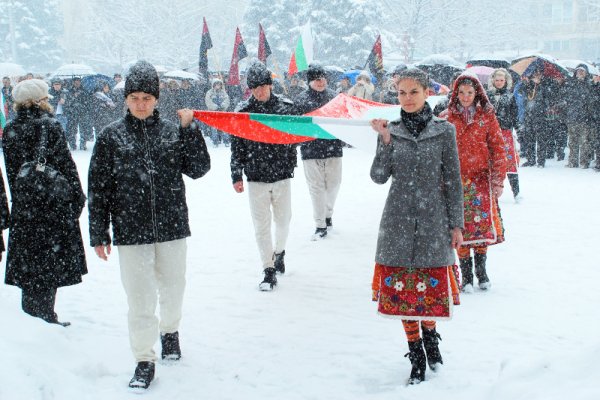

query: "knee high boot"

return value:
[422, 328, 443, 371]
[22, 287, 70, 326]
[459, 257, 474, 293]
[474, 253, 491, 290]
[404, 339, 426, 385]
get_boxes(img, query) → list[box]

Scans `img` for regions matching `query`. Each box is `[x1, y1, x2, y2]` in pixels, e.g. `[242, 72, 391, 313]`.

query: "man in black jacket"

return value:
[88, 60, 210, 391]
[295, 64, 343, 240]
[231, 62, 298, 291]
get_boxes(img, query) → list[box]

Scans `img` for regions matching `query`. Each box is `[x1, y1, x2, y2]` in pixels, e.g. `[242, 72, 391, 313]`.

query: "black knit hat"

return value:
[307, 63, 326, 82]
[246, 62, 273, 89]
[125, 60, 160, 99]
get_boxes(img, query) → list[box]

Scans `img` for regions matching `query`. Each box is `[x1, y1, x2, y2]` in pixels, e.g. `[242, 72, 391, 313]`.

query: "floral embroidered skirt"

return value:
[372, 264, 460, 321]
[462, 175, 505, 247]
[501, 129, 519, 174]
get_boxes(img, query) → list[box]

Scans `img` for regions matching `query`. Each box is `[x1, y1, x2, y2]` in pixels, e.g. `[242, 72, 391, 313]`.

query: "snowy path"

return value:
[1, 146, 599, 400]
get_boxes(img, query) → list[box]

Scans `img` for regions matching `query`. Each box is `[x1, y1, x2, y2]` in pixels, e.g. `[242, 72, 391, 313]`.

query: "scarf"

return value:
[401, 102, 433, 138]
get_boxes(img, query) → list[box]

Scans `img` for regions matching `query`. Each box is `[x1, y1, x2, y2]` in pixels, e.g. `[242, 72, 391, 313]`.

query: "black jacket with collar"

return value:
[88, 109, 210, 246]
[295, 87, 343, 160]
[231, 93, 299, 183]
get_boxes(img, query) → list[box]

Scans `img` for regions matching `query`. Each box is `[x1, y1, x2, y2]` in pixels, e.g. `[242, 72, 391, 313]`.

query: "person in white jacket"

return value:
[205, 79, 231, 147]
[347, 70, 375, 100]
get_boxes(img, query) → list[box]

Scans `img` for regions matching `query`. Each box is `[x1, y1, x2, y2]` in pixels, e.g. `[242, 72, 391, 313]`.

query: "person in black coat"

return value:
[564, 64, 595, 168]
[231, 61, 298, 291]
[487, 68, 521, 200]
[295, 64, 343, 239]
[2, 79, 87, 327]
[88, 61, 210, 391]
[65, 77, 94, 150]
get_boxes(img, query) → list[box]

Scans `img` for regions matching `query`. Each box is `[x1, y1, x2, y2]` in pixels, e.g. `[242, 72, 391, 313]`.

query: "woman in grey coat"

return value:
[370, 68, 464, 385]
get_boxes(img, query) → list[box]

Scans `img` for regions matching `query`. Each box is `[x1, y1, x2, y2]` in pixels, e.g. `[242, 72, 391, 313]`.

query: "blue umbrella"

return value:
[341, 70, 377, 85]
[81, 74, 116, 93]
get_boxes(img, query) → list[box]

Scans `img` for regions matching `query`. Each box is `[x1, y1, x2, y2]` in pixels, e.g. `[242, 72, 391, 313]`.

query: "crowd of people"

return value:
[0, 54, 598, 391]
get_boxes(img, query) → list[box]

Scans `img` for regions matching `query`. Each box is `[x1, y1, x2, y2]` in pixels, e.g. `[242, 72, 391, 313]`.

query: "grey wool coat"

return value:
[370, 116, 464, 268]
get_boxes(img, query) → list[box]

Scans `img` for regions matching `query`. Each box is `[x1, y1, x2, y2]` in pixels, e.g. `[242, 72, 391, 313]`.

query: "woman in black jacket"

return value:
[2, 79, 87, 326]
[487, 68, 521, 200]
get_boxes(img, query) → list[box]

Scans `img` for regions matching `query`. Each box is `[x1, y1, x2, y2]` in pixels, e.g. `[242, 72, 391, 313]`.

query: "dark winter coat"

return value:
[2, 108, 87, 289]
[48, 87, 68, 112]
[88, 109, 211, 247]
[563, 74, 594, 124]
[231, 93, 299, 183]
[295, 87, 343, 160]
[487, 86, 519, 130]
[370, 115, 463, 268]
[0, 167, 9, 255]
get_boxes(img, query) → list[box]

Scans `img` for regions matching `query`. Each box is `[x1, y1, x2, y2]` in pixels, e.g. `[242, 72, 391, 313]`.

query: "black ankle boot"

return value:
[128, 361, 155, 390]
[422, 328, 443, 371]
[474, 253, 491, 290]
[459, 257, 474, 292]
[274, 250, 285, 274]
[259, 267, 277, 291]
[405, 339, 426, 385]
[161, 331, 181, 360]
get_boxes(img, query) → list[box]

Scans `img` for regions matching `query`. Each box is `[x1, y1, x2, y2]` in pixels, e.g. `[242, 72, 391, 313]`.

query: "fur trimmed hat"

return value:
[246, 62, 273, 89]
[125, 60, 160, 99]
[307, 64, 326, 82]
[12, 79, 52, 104]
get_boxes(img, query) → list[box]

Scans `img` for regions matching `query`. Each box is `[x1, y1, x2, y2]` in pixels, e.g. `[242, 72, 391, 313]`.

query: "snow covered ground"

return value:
[1, 145, 599, 400]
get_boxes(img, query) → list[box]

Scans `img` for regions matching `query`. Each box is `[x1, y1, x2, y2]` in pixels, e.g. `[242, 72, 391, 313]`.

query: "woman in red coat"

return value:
[441, 74, 507, 292]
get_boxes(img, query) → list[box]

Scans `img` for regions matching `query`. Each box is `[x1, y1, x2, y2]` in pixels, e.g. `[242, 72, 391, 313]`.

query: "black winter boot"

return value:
[274, 251, 285, 274]
[474, 253, 491, 290]
[459, 257, 474, 293]
[422, 328, 443, 371]
[259, 267, 277, 291]
[128, 361, 155, 390]
[405, 339, 426, 385]
[161, 331, 181, 361]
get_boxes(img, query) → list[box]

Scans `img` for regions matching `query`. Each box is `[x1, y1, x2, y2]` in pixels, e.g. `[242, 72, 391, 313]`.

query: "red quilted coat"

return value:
[442, 75, 507, 188]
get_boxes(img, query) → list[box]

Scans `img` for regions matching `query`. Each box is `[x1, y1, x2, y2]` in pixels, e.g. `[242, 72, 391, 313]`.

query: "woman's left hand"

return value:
[450, 227, 463, 249]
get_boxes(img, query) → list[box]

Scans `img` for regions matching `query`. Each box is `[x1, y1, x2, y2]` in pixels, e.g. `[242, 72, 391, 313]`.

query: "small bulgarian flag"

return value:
[0, 92, 7, 135]
[288, 22, 314, 76]
[194, 94, 401, 150]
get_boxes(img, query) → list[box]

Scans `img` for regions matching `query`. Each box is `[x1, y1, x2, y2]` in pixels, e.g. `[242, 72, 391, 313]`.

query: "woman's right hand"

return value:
[370, 119, 391, 145]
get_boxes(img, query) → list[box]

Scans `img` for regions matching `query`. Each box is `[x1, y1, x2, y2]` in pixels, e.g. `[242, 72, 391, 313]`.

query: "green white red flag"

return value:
[193, 94, 400, 150]
[288, 22, 314, 76]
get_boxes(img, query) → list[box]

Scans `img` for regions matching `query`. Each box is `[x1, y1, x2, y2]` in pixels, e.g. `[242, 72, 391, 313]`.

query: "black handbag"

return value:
[13, 121, 77, 221]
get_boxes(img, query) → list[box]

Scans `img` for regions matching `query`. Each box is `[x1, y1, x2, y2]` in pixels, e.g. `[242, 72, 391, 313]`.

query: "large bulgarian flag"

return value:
[194, 94, 402, 151]
[288, 22, 314, 76]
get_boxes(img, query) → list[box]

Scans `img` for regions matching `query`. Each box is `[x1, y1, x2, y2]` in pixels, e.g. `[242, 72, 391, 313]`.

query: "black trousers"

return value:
[22, 287, 58, 323]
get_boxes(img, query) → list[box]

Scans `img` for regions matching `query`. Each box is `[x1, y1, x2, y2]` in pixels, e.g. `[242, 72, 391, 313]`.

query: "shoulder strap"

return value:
[35, 118, 51, 164]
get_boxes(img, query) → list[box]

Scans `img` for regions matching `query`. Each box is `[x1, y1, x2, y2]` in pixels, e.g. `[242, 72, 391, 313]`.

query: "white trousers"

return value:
[247, 179, 292, 270]
[118, 238, 187, 362]
[303, 157, 343, 228]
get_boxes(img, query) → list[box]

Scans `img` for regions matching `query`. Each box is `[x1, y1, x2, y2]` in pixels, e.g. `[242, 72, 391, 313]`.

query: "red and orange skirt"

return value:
[372, 264, 460, 321]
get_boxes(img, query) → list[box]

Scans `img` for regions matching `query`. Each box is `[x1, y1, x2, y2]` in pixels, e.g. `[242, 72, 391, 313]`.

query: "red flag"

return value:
[199, 17, 213, 76]
[258, 23, 272, 63]
[227, 27, 248, 85]
[365, 35, 384, 76]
